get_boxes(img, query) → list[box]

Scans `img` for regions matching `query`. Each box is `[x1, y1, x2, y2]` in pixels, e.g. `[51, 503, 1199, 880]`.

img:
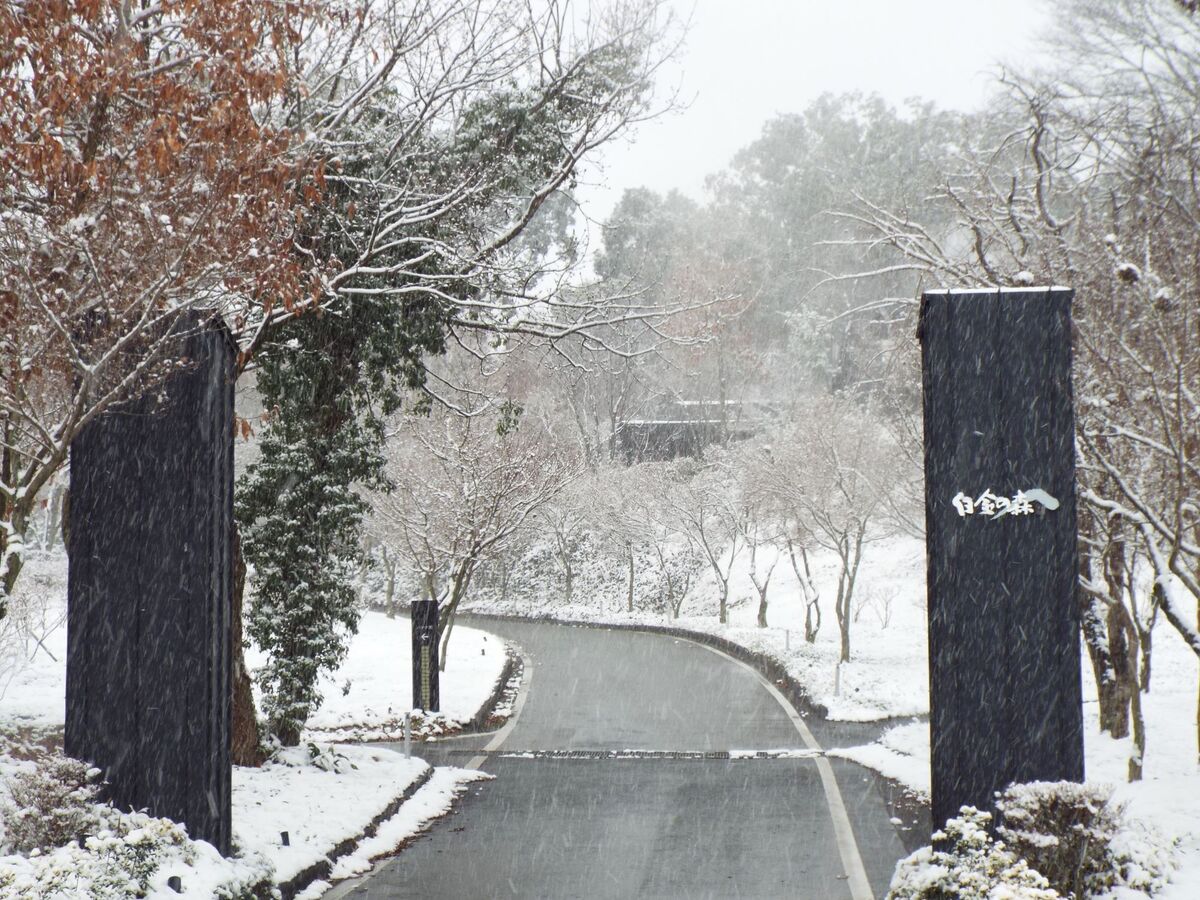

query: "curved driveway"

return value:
[337, 618, 919, 899]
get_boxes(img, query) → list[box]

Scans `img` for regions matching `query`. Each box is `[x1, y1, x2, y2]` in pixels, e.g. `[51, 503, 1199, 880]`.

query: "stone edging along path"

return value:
[467, 645, 522, 732]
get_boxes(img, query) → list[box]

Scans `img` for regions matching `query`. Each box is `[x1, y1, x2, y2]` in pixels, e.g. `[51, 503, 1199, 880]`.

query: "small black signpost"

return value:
[411, 599, 440, 712]
[66, 317, 234, 854]
[920, 287, 1084, 831]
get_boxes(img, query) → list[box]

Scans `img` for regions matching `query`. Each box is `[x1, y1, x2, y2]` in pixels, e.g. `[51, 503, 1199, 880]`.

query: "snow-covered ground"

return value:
[0, 552, 509, 898]
[0, 745, 487, 899]
[1, 555, 510, 740]
[247, 610, 511, 741]
[470, 533, 931, 721]
[834, 616, 1200, 898]
[230, 745, 487, 891]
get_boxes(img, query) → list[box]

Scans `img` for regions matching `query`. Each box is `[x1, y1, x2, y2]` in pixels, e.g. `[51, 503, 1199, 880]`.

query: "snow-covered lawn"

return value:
[248, 610, 511, 741]
[1, 555, 511, 741]
[230, 745, 487, 891]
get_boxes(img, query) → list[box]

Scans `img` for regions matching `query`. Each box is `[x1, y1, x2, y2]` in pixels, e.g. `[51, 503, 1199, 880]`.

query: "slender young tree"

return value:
[371, 405, 577, 668]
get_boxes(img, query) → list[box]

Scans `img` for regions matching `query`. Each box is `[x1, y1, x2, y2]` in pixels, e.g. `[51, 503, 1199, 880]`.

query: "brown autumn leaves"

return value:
[0, 0, 330, 593]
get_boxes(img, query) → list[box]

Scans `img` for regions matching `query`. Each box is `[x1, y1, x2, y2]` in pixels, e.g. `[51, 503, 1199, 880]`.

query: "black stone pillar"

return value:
[66, 316, 235, 854]
[411, 600, 440, 712]
[920, 287, 1084, 831]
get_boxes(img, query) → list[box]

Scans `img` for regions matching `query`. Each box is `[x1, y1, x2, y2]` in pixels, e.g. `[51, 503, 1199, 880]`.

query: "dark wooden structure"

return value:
[920, 287, 1084, 831]
[66, 315, 235, 854]
[611, 400, 772, 463]
[411, 600, 440, 712]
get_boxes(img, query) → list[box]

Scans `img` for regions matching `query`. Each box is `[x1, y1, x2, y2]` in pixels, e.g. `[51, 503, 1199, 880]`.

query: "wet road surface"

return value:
[332, 618, 922, 899]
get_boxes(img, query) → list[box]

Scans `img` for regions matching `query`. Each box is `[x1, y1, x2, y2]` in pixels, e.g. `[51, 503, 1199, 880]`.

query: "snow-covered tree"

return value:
[838, 0, 1200, 768]
[1, 0, 684, 603]
[371, 406, 578, 667]
[236, 407, 374, 747]
[0, 0, 315, 602]
[759, 398, 896, 661]
[669, 456, 745, 625]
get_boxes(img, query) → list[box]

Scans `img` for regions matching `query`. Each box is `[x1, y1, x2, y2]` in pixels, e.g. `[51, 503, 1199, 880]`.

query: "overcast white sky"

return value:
[576, 0, 1055, 224]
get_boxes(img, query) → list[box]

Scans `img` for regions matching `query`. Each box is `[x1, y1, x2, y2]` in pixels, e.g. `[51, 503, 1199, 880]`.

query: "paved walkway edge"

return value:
[280, 637, 522, 898]
[693, 641, 875, 900]
[279, 764, 434, 899]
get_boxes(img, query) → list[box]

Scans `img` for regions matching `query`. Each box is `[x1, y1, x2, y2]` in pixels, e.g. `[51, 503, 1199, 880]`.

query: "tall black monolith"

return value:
[920, 287, 1083, 832]
[66, 315, 234, 854]
[411, 600, 440, 712]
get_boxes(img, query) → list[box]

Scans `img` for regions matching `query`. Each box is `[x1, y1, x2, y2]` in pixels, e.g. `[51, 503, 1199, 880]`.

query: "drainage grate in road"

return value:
[446, 749, 825, 761]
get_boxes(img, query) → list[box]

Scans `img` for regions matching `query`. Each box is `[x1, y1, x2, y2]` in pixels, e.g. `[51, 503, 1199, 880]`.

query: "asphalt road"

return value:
[334, 618, 923, 900]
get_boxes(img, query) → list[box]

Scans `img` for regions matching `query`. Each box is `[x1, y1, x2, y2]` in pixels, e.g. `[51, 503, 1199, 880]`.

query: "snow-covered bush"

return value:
[887, 806, 1060, 899]
[889, 787, 1177, 900]
[0, 753, 276, 898]
[996, 782, 1175, 898]
[0, 754, 107, 854]
[0, 810, 276, 899]
[276, 741, 359, 774]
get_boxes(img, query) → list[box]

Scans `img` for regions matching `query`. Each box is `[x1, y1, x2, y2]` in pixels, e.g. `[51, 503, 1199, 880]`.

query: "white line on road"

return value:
[465, 651, 533, 771]
[691, 641, 876, 900]
[323, 652, 534, 900]
[488, 748, 826, 760]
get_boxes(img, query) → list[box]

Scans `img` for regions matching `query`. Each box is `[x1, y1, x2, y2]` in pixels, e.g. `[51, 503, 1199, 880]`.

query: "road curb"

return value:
[278, 763, 434, 899]
[277, 641, 520, 897]
[465, 644, 523, 733]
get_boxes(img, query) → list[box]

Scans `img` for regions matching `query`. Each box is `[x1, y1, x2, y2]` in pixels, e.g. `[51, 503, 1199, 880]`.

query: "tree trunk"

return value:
[788, 538, 821, 642]
[837, 574, 851, 662]
[1129, 667, 1145, 782]
[674, 571, 691, 618]
[556, 531, 574, 600]
[230, 529, 264, 766]
[382, 547, 396, 618]
[1105, 602, 1137, 739]
[626, 542, 634, 613]
[1138, 623, 1152, 692]
[1080, 588, 1129, 736]
[43, 484, 64, 552]
[1, 429, 27, 601]
[834, 529, 862, 664]
[499, 562, 511, 602]
[438, 561, 473, 672]
[748, 535, 771, 628]
[0, 514, 26, 601]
